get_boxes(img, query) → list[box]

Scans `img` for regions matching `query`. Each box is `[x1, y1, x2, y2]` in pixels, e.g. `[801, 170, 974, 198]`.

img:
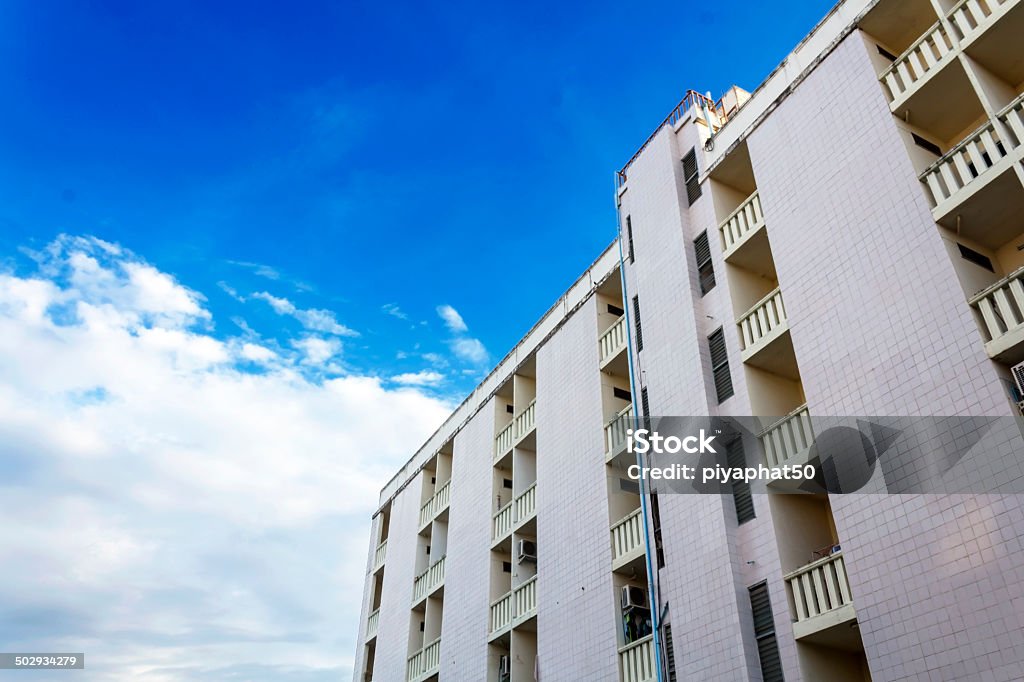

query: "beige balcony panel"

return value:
[969, 267, 1024, 363]
[719, 190, 766, 259]
[513, 576, 538, 624]
[514, 482, 537, 526]
[879, 21, 956, 104]
[605, 404, 634, 463]
[737, 288, 789, 361]
[492, 500, 514, 542]
[372, 539, 387, 572]
[760, 405, 815, 470]
[611, 507, 646, 572]
[494, 420, 515, 459]
[785, 552, 857, 640]
[411, 555, 445, 605]
[619, 635, 656, 682]
[489, 591, 513, 637]
[599, 314, 628, 367]
[406, 637, 441, 682]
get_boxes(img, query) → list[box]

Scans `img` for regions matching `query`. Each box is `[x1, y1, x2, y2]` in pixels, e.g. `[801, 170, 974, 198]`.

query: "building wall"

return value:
[534, 294, 619, 679]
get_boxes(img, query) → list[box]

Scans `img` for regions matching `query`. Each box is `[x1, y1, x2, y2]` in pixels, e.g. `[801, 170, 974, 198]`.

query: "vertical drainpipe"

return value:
[614, 175, 665, 682]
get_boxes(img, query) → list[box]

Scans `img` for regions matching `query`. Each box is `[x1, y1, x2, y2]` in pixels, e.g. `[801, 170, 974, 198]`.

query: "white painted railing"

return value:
[947, 0, 1013, 45]
[495, 420, 516, 457]
[514, 398, 536, 439]
[611, 508, 645, 563]
[514, 575, 538, 620]
[920, 120, 1008, 206]
[785, 552, 853, 623]
[619, 634, 656, 682]
[490, 591, 513, 633]
[418, 479, 451, 528]
[493, 500, 514, 540]
[366, 608, 380, 639]
[515, 482, 537, 523]
[719, 191, 765, 254]
[406, 637, 441, 681]
[372, 539, 387, 571]
[605, 404, 634, 457]
[760, 405, 814, 468]
[412, 555, 446, 603]
[879, 21, 955, 101]
[998, 91, 1024, 148]
[969, 268, 1024, 348]
[737, 288, 787, 352]
[599, 315, 628, 363]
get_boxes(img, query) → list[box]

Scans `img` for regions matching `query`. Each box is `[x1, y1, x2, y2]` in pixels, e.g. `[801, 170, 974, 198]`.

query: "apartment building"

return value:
[354, 0, 1024, 680]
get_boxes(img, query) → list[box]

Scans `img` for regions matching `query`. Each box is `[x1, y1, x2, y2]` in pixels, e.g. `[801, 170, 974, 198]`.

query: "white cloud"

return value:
[436, 304, 467, 333]
[391, 370, 444, 386]
[0, 235, 452, 681]
[252, 292, 357, 337]
[451, 337, 488, 364]
[293, 336, 342, 365]
[228, 260, 281, 281]
[381, 303, 408, 320]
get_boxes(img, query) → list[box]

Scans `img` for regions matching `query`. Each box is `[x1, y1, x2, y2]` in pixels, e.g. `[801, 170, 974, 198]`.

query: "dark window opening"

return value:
[727, 438, 755, 523]
[749, 582, 784, 682]
[506, 404, 514, 414]
[608, 303, 625, 316]
[503, 478, 513, 489]
[682, 148, 702, 205]
[626, 215, 636, 263]
[876, 44, 897, 61]
[613, 387, 632, 402]
[651, 491, 665, 569]
[694, 230, 716, 295]
[911, 133, 942, 156]
[502, 561, 512, 573]
[707, 328, 733, 403]
[958, 244, 995, 272]
[633, 296, 644, 352]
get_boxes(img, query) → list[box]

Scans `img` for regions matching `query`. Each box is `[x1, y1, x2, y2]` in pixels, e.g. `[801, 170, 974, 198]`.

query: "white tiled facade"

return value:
[355, 0, 1024, 680]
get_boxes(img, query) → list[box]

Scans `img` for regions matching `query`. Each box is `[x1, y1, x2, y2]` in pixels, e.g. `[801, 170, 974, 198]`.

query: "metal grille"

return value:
[707, 328, 733, 403]
[749, 583, 784, 682]
[663, 622, 678, 681]
[682, 148, 701, 205]
[694, 230, 715, 294]
[626, 215, 635, 263]
[633, 296, 644, 352]
[726, 438, 755, 524]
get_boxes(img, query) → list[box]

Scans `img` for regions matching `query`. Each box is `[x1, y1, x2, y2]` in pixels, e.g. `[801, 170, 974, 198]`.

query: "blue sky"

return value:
[0, 1, 834, 679]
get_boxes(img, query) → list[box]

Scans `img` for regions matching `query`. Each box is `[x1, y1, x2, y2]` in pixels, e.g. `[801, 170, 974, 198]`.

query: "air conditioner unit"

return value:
[498, 655, 510, 682]
[517, 540, 537, 564]
[621, 585, 649, 612]
[1013, 362, 1024, 397]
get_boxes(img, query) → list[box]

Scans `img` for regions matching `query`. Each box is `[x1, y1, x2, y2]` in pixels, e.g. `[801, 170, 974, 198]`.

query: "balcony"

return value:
[719, 190, 767, 262]
[785, 551, 856, 640]
[372, 539, 387, 573]
[492, 500, 514, 544]
[412, 555, 445, 605]
[600, 314, 628, 369]
[406, 637, 441, 682]
[611, 508, 646, 574]
[948, 0, 1024, 86]
[366, 608, 380, 641]
[605, 404, 634, 463]
[969, 267, 1024, 363]
[737, 288, 794, 376]
[418, 480, 451, 530]
[514, 482, 537, 528]
[619, 634, 656, 682]
[494, 398, 537, 460]
[760, 405, 815, 484]
[879, 21, 956, 107]
[513, 575, 538, 624]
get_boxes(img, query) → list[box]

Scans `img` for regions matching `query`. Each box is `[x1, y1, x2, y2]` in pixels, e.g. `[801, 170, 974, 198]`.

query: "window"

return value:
[958, 243, 995, 272]
[876, 44, 897, 61]
[663, 622, 678, 682]
[641, 387, 650, 430]
[912, 133, 942, 156]
[626, 215, 636, 263]
[613, 387, 632, 402]
[682, 148, 701, 205]
[694, 230, 716, 294]
[749, 583, 784, 682]
[608, 303, 625, 316]
[633, 296, 644, 352]
[707, 328, 733, 403]
[650, 491, 665, 569]
[726, 437, 755, 524]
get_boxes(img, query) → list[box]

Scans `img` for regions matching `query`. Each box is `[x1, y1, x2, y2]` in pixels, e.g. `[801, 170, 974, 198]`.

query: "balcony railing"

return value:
[611, 508, 645, 565]
[969, 267, 1024, 359]
[493, 500, 514, 541]
[879, 21, 955, 102]
[515, 483, 537, 524]
[514, 399, 537, 439]
[947, 0, 1014, 45]
[760, 405, 814, 468]
[412, 555, 446, 604]
[495, 420, 516, 457]
[920, 119, 1009, 208]
[719, 190, 765, 256]
[605, 404, 634, 459]
[599, 314, 628, 365]
[418, 479, 451, 528]
[366, 608, 380, 640]
[619, 634, 656, 682]
[513, 575, 538, 622]
[785, 552, 854, 630]
[998, 91, 1024, 148]
[737, 288, 788, 355]
[372, 539, 387, 571]
[406, 637, 441, 682]
[489, 591, 513, 634]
